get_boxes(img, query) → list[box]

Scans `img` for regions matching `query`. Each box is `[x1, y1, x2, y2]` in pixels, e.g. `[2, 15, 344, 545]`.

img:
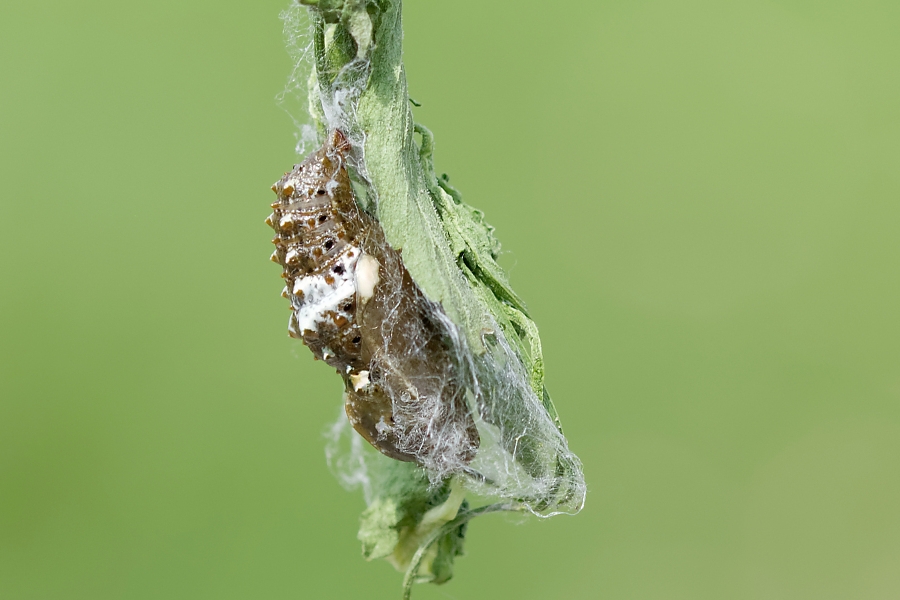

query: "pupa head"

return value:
[270, 130, 351, 203]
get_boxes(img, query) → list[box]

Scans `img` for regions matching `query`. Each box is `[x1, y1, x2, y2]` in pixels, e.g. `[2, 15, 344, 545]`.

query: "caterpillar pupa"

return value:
[267, 130, 479, 472]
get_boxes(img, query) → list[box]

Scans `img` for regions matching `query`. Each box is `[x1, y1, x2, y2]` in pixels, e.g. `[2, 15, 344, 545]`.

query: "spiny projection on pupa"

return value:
[266, 130, 479, 472]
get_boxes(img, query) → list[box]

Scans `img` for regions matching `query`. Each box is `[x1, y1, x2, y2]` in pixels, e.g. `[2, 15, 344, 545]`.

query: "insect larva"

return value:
[267, 130, 479, 470]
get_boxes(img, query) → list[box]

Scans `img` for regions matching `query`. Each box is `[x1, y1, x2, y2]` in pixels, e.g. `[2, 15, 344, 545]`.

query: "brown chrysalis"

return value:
[267, 130, 479, 471]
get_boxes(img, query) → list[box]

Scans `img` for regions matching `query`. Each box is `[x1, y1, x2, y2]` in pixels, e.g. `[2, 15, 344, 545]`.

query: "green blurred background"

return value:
[2, 1, 900, 598]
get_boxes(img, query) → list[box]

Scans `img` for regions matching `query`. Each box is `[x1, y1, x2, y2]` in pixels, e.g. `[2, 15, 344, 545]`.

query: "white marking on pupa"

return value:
[375, 416, 391, 437]
[291, 247, 361, 332]
[350, 370, 370, 392]
[355, 254, 380, 301]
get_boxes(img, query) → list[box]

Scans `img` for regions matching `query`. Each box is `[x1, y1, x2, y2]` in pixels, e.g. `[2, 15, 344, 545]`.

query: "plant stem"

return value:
[401, 503, 522, 600]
